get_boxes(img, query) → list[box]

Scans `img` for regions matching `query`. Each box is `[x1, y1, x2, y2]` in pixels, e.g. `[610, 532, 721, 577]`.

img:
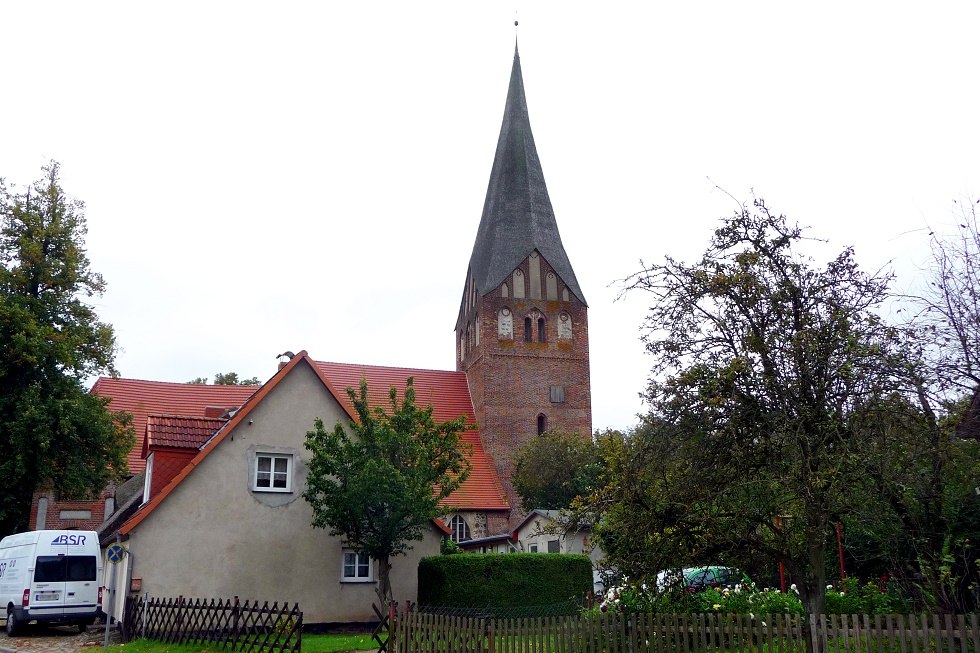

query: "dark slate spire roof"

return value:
[466, 45, 586, 305]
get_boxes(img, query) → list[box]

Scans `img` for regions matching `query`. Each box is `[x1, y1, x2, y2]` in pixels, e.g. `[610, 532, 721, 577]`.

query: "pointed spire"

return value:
[465, 47, 586, 305]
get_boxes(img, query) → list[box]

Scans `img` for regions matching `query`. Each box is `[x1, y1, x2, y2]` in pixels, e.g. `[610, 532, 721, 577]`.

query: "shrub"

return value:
[592, 578, 907, 616]
[418, 553, 592, 608]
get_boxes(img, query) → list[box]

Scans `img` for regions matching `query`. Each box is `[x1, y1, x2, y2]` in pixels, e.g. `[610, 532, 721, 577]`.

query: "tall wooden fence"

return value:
[388, 607, 980, 653]
[122, 595, 302, 653]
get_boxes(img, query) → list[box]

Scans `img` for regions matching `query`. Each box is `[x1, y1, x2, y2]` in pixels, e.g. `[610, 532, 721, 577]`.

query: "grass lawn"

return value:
[109, 633, 380, 653]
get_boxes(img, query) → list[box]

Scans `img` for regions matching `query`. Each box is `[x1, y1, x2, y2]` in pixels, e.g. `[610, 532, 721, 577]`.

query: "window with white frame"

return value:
[253, 453, 292, 492]
[342, 550, 373, 582]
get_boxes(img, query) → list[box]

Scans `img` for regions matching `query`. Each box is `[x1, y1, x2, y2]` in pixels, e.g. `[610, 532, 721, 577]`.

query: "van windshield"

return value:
[34, 556, 97, 583]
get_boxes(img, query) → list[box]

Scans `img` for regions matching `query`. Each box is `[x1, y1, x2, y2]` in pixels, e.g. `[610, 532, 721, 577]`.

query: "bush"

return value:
[824, 577, 908, 614]
[418, 553, 592, 608]
[592, 578, 907, 616]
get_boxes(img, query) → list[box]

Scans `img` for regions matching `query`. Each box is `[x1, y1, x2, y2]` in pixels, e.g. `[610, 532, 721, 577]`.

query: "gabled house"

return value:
[102, 352, 506, 625]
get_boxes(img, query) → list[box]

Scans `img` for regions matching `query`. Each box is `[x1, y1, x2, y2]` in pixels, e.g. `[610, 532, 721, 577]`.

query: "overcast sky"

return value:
[2, 2, 979, 431]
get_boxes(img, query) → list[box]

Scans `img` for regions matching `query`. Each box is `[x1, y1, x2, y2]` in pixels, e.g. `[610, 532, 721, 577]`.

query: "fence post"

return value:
[389, 601, 397, 653]
[232, 596, 240, 652]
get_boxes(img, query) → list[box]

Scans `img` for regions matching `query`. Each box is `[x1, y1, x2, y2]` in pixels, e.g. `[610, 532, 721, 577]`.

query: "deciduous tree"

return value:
[303, 378, 471, 606]
[0, 162, 134, 537]
[513, 429, 603, 511]
[600, 198, 914, 619]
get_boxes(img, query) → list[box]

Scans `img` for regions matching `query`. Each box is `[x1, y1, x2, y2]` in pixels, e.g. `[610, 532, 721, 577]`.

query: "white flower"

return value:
[826, 585, 833, 590]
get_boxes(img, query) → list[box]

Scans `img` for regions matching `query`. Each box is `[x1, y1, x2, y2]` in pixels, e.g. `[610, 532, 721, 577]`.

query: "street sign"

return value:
[107, 543, 126, 564]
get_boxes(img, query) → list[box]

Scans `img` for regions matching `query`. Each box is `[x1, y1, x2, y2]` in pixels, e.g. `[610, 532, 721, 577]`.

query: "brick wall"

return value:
[457, 253, 592, 527]
[30, 486, 115, 532]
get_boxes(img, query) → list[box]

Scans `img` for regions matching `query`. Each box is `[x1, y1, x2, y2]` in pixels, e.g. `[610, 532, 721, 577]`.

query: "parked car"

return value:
[656, 566, 752, 592]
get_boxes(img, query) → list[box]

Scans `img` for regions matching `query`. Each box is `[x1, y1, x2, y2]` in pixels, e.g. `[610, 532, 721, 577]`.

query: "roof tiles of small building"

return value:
[144, 415, 226, 453]
[90, 378, 258, 474]
[315, 360, 510, 511]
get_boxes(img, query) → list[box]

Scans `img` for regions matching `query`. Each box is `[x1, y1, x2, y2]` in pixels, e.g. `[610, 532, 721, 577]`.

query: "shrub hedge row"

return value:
[418, 554, 592, 608]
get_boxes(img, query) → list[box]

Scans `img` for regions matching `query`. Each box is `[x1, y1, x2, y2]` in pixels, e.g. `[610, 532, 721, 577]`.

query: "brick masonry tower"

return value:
[456, 45, 592, 524]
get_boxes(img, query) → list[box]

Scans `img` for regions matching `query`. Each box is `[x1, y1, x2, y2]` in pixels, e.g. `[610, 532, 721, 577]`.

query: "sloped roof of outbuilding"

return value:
[142, 415, 226, 457]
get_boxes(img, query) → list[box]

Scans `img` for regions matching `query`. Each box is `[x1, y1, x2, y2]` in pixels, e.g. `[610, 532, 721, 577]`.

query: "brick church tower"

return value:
[456, 45, 592, 521]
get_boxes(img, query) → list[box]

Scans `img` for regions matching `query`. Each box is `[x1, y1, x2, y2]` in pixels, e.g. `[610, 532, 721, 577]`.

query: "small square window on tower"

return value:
[549, 386, 565, 403]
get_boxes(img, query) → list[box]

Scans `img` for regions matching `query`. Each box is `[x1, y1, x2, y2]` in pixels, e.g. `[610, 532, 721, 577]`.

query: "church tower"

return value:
[456, 45, 592, 521]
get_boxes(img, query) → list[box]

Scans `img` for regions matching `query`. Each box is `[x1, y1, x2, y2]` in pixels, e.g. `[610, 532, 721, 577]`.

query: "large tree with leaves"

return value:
[303, 378, 471, 606]
[599, 199, 915, 619]
[513, 429, 604, 512]
[0, 162, 134, 537]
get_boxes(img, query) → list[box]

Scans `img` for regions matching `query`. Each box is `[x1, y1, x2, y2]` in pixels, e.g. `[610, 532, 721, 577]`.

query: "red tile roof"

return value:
[315, 361, 509, 511]
[90, 378, 258, 473]
[143, 415, 226, 455]
[118, 353, 509, 537]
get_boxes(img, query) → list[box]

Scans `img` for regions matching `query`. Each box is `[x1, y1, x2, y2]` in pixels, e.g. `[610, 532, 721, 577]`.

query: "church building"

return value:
[28, 45, 594, 618]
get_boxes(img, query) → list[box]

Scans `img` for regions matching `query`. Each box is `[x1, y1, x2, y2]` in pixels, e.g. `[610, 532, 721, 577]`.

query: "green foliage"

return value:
[592, 579, 907, 616]
[513, 429, 603, 511]
[844, 395, 980, 612]
[303, 377, 471, 603]
[590, 199, 918, 619]
[440, 537, 463, 555]
[418, 553, 592, 608]
[0, 162, 134, 537]
[187, 372, 261, 385]
[110, 633, 378, 653]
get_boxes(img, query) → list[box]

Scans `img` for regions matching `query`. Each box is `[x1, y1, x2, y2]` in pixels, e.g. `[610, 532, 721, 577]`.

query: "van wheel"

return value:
[5, 608, 19, 637]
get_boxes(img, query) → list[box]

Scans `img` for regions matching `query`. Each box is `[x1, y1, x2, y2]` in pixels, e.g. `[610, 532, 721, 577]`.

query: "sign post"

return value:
[104, 544, 126, 649]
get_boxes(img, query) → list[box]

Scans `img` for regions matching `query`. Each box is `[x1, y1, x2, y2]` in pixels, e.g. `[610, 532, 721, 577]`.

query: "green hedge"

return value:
[418, 553, 592, 607]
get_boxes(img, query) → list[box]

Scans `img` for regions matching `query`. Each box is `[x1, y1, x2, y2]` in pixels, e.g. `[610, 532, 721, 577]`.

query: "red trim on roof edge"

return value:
[119, 351, 320, 536]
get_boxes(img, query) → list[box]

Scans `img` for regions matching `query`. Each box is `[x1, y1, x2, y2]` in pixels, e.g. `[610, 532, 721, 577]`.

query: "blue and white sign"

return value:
[107, 543, 126, 564]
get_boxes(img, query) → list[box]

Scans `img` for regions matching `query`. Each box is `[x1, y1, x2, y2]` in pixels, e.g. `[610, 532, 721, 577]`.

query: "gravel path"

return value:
[0, 622, 121, 653]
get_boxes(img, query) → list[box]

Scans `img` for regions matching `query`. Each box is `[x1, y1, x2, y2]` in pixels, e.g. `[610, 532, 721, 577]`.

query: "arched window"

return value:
[524, 317, 532, 342]
[537, 413, 547, 435]
[450, 514, 471, 543]
[537, 317, 546, 342]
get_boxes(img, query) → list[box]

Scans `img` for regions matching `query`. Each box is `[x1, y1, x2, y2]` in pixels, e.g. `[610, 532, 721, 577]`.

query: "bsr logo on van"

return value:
[51, 534, 87, 546]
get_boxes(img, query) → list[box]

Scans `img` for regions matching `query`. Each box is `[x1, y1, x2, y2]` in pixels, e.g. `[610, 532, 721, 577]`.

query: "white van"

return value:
[0, 530, 103, 635]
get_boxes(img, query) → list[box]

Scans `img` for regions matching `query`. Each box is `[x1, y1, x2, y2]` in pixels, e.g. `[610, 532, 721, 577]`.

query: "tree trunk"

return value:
[799, 533, 827, 653]
[375, 556, 394, 609]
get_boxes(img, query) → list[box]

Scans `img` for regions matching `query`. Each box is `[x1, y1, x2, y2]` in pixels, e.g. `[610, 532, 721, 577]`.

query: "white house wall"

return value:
[124, 362, 441, 623]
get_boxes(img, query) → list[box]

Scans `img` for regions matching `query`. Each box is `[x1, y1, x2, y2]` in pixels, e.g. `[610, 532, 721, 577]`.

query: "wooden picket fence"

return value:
[387, 606, 980, 653]
[122, 594, 302, 653]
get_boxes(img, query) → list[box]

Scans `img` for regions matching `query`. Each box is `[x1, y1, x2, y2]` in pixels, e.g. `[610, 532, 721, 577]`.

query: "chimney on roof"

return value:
[204, 406, 227, 419]
[276, 350, 296, 370]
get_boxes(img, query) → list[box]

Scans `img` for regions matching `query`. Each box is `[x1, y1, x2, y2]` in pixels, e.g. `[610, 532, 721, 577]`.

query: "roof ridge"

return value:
[314, 360, 467, 375]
